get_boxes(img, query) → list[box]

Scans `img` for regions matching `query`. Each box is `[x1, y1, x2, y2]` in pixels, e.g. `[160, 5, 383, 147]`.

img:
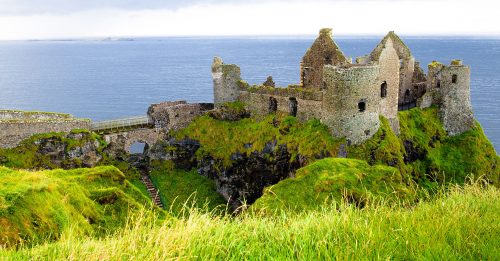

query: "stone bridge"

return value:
[92, 101, 214, 153]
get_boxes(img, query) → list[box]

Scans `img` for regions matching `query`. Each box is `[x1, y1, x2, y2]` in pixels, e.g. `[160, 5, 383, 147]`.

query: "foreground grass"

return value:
[2, 182, 499, 260]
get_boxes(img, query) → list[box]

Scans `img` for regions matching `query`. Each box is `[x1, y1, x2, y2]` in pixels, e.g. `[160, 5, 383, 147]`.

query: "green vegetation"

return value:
[176, 114, 343, 167]
[251, 158, 414, 214]
[0, 166, 160, 247]
[0, 130, 105, 170]
[348, 108, 499, 187]
[348, 116, 407, 175]
[149, 161, 226, 216]
[2, 182, 498, 259]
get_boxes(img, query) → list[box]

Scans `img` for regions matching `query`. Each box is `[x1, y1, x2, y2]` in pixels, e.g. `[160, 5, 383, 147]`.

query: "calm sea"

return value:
[0, 37, 498, 151]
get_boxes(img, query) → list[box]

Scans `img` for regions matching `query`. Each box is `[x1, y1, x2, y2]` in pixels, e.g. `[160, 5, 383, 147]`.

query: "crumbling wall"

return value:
[370, 31, 428, 108]
[322, 65, 381, 144]
[147, 101, 213, 131]
[0, 111, 90, 148]
[212, 57, 241, 108]
[300, 28, 349, 89]
[238, 91, 323, 122]
[375, 38, 400, 133]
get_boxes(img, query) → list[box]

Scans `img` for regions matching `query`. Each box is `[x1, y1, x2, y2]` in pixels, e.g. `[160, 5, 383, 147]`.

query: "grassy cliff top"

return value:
[176, 114, 344, 167]
[0, 166, 161, 247]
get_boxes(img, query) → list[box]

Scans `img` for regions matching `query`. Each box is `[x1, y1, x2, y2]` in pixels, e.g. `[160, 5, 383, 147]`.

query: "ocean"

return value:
[0, 36, 498, 151]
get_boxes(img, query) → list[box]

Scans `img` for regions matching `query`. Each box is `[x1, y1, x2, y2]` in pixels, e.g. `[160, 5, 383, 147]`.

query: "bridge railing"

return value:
[91, 116, 152, 132]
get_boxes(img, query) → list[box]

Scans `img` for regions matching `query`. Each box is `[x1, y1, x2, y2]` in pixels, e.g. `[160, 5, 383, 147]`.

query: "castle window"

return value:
[358, 101, 366, 112]
[289, 97, 298, 117]
[452, 74, 458, 83]
[436, 80, 441, 88]
[380, 81, 387, 98]
[405, 89, 410, 96]
[325, 56, 332, 65]
[269, 97, 278, 114]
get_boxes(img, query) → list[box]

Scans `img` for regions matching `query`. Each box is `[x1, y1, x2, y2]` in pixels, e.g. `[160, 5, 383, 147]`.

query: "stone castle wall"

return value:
[148, 101, 214, 131]
[0, 116, 90, 148]
[376, 38, 400, 133]
[238, 91, 323, 122]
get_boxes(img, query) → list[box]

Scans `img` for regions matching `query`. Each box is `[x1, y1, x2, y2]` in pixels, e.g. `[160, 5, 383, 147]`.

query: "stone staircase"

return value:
[140, 173, 164, 209]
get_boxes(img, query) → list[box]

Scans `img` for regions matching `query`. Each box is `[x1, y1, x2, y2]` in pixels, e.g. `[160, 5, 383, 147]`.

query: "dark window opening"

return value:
[268, 97, 278, 114]
[436, 80, 441, 88]
[325, 56, 332, 65]
[358, 101, 366, 112]
[289, 97, 298, 117]
[452, 74, 458, 83]
[405, 89, 411, 96]
[380, 81, 387, 98]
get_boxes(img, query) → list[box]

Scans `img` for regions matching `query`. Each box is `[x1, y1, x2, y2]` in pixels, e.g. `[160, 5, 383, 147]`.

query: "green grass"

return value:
[348, 107, 499, 187]
[149, 161, 227, 216]
[175, 114, 343, 167]
[0, 166, 161, 247]
[2, 182, 498, 260]
[251, 158, 415, 214]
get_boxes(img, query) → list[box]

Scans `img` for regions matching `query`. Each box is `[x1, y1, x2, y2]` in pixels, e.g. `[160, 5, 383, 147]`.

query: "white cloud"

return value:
[0, 0, 498, 40]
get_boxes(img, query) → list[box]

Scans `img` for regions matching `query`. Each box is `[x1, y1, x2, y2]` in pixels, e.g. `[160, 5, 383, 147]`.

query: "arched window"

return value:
[358, 101, 366, 112]
[268, 97, 278, 114]
[380, 81, 387, 98]
[405, 89, 411, 96]
[289, 97, 298, 117]
[452, 74, 458, 83]
[436, 80, 441, 88]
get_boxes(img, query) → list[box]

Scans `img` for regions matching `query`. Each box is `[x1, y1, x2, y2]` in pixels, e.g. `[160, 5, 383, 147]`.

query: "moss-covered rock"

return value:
[251, 158, 414, 214]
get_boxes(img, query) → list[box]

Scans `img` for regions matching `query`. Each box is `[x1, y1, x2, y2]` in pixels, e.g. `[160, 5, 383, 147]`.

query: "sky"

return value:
[0, 0, 499, 40]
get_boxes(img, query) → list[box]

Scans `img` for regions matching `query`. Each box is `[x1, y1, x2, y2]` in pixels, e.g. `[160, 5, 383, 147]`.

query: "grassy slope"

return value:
[2, 183, 499, 260]
[149, 161, 227, 216]
[349, 107, 499, 187]
[251, 158, 414, 214]
[0, 166, 159, 247]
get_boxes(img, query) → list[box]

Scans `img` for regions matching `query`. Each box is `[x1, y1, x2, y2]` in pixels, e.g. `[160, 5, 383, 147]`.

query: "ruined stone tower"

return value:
[212, 57, 241, 108]
[423, 60, 474, 135]
[322, 65, 381, 144]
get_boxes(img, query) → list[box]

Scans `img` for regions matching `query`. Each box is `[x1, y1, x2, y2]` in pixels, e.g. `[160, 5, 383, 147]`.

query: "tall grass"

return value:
[2, 181, 499, 260]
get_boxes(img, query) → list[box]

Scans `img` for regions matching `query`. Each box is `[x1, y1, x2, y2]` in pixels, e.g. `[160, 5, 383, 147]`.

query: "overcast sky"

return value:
[0, 0, 498, 40]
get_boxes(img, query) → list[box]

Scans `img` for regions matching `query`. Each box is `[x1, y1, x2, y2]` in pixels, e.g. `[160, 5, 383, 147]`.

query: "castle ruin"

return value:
[212, 28, 475, 144]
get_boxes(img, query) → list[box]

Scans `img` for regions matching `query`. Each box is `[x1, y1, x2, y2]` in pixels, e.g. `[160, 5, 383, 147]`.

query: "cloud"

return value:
[0, 0, 498, 39]
[0, 0, 435, 15]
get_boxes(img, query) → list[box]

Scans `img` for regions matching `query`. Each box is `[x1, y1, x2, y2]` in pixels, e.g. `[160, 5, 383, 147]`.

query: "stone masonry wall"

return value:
[0, 120, 91, 148]
[238, 91, 323, 122]
[375, 38, 400, 133]
[148, 101, 214, 131]
[300, 28, 349, 89]
[322, 65, 381, 144]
